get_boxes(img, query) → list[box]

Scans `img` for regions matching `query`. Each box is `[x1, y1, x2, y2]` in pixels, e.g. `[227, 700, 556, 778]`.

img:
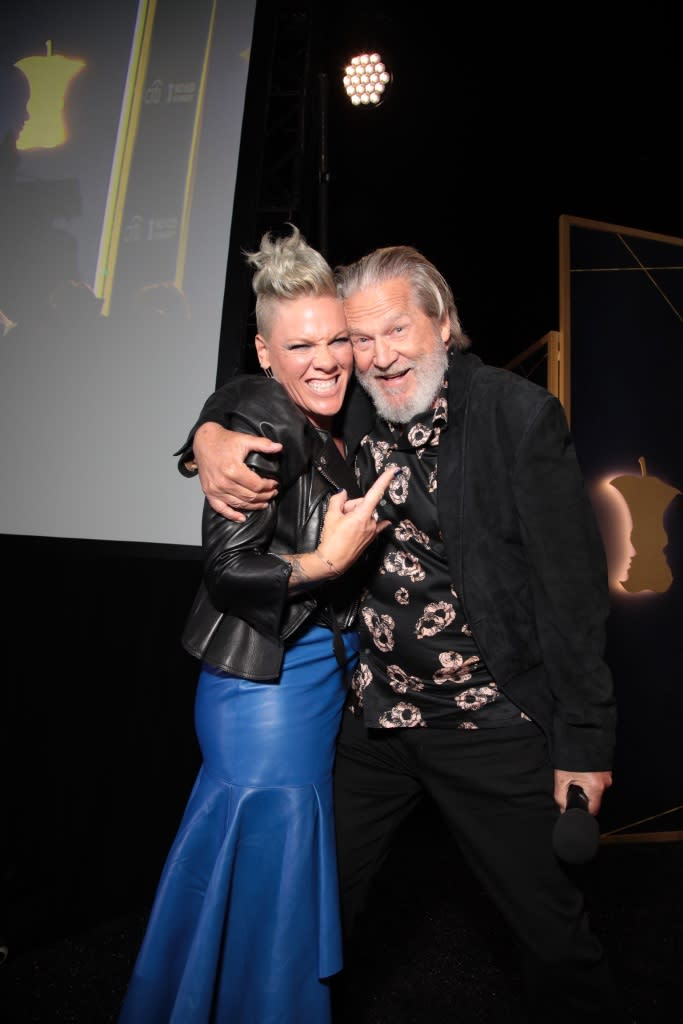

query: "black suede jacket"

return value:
[181, 377, 365, 681]
[177, 350, 616, 769]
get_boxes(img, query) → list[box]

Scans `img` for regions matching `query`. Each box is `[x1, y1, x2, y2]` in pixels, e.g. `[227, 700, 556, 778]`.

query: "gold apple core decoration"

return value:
[610, 457, 681, 594]
[15, 40, 86, 151]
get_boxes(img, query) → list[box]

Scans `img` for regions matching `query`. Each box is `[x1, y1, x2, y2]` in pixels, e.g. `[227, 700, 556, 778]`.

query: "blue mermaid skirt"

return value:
[118, 624, 358, 1024]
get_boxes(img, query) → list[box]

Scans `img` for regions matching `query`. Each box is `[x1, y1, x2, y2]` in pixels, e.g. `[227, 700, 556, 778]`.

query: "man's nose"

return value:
[373, 337, 397, 368]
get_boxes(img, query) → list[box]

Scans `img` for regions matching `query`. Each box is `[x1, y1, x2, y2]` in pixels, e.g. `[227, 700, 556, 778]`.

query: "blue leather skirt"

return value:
[118, 624, 358, 1024]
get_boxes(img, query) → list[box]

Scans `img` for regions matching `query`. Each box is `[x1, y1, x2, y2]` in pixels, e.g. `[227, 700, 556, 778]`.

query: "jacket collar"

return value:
[445, 346, 483, 420]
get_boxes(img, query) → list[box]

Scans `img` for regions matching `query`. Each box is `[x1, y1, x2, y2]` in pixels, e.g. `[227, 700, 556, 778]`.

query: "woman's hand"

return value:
[315, 466, 397, 576]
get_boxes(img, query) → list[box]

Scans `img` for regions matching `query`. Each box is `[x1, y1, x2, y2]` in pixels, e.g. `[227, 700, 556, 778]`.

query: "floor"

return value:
[1, 809, 681, 1023]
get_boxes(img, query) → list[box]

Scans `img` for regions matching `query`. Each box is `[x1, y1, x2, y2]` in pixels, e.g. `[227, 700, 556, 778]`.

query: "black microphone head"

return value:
[552, 807, 600, 864]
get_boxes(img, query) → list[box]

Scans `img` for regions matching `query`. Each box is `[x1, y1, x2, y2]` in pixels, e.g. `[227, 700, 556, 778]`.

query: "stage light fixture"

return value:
[342, 51, 391, 107]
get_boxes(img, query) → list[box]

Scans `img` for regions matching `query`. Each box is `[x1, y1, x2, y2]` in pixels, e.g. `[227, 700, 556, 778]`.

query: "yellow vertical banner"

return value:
[94, 0, 216, 316]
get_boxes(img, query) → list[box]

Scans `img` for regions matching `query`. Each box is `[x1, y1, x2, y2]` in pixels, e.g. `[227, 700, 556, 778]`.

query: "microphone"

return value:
[552, 784, 600, 864]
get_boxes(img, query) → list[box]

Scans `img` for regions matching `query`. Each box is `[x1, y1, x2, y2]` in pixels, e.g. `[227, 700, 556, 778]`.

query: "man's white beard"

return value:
[356, 343, 449, 424]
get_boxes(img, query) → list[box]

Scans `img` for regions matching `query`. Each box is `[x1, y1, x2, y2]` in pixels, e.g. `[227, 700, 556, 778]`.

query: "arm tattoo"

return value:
[281, 554, 316, 589]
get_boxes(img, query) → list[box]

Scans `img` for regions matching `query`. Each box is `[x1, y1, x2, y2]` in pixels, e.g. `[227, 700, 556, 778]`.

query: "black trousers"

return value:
[333, 710, 626, 1022]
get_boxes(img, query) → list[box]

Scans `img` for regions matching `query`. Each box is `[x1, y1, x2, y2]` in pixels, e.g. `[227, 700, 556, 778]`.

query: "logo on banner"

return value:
[121, 215, 178, 244]
[147, 217, 178, 241]
[144, 79, 197, 105]
[144, 79, 163, 104]
[123, 215, 144, 244]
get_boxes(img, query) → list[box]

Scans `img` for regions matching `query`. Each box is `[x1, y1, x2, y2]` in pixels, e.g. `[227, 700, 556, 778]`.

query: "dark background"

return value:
[2, 0, 681, 991]
[220, 2, 682, 376]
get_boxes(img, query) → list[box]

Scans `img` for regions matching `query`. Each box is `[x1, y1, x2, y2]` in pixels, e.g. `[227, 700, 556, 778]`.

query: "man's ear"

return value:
[440, 314, 451, 344]
[254, 334, 270, 372]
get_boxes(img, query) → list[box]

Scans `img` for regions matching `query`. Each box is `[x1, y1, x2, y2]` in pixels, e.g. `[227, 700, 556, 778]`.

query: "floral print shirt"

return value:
[351, 378, 529, 730]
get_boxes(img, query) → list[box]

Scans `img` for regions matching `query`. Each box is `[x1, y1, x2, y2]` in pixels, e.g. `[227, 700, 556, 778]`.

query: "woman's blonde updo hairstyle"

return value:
[244, 224, 337, 338]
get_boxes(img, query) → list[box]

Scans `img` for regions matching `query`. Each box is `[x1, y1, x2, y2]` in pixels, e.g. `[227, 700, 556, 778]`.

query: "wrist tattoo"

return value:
[314, 549, 342, 577]
[284, 554, 314, 586]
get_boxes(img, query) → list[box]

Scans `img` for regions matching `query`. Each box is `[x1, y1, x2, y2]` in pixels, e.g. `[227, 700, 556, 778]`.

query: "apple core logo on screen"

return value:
[15, 40, 85, 151]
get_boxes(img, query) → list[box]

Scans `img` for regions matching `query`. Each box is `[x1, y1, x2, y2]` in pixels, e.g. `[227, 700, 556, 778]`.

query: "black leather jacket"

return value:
[181, 377, 365, 680]
[178, 350, 616, 769]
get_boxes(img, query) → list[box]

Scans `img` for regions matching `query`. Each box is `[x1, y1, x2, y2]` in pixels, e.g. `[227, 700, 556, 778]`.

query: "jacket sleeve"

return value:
[201, 498, 293, 639]
[513, 395, 616, 769]
[175, 373, 375, 473]
[196, 378, 313, 638]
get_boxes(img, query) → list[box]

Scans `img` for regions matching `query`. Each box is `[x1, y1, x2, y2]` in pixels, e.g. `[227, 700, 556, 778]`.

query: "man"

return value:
[176, 245, 628, 1022]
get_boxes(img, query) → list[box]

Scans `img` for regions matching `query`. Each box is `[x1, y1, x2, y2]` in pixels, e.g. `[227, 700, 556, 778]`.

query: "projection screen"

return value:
[0, 0, 257, 547]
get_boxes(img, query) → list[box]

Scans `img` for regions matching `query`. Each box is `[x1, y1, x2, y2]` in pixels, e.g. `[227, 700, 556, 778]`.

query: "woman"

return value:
[118, 226, 394, 1024]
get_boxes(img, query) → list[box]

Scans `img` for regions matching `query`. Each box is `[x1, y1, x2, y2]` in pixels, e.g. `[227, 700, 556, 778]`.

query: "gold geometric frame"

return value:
[504, 330, 561, 399]
[505, 216, 683, 847]
[558, 213, 683, 426]
[559, 213, 683, 847]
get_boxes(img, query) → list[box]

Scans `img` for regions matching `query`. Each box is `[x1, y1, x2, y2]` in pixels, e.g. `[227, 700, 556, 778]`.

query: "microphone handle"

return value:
[566, 783, 590, 812]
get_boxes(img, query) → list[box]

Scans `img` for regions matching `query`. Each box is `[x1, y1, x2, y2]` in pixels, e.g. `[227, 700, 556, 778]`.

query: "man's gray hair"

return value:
[334, 245, 471, 351]
[244, 224, 336, 336]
